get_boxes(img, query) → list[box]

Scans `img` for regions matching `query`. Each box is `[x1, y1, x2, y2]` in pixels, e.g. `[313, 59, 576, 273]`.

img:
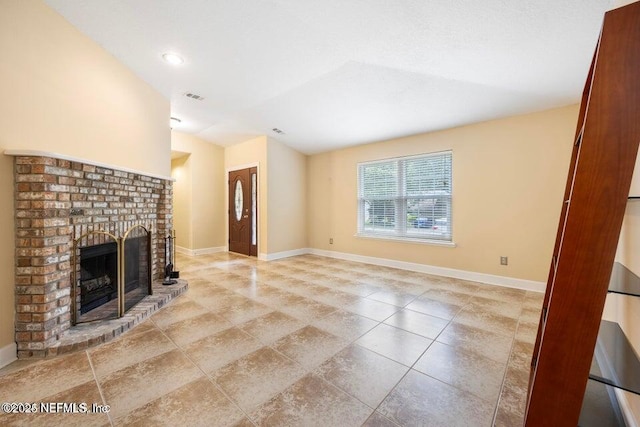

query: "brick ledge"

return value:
[37, 279, 188, 358]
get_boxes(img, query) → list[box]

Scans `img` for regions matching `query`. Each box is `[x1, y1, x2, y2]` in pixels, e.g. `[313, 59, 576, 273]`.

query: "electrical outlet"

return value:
[329, 238, 334, 244]
[500, 256, 508, 266]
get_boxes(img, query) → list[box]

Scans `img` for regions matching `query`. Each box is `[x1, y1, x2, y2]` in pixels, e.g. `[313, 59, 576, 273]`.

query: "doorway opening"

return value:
[229, 167, 258, 256]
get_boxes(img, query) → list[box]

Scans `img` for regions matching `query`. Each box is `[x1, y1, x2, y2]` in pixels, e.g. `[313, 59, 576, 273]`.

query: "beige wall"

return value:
[307, 105, 578, 282]
[172, 132, 226, 251]
[267, 138, 307, 254]
[171, 155, 193, 249]
[225, 136, 269, 254]
[0, 1, 170, 176]
[0, 1, 169, 355]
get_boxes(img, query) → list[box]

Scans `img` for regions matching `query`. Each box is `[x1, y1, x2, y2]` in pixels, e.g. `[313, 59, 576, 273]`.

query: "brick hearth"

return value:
[11, 154, 177, 358]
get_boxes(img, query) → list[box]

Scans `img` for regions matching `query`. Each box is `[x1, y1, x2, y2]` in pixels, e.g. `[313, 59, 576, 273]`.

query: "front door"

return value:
[228, 167, 257, 256]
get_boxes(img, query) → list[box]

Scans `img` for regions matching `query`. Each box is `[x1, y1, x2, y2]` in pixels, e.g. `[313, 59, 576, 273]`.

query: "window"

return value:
[357, 151, 452, 242]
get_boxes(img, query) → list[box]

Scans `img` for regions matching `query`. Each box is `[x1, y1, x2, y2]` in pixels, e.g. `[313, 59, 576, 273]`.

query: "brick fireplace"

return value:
[9, 153, 183, 358]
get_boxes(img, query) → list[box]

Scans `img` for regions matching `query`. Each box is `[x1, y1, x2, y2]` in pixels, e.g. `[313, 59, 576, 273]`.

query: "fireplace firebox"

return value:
[79, 241, 118, 316]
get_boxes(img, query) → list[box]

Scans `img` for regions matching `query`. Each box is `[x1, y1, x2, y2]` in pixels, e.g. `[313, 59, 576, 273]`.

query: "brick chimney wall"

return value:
[13, 155, 172, 358]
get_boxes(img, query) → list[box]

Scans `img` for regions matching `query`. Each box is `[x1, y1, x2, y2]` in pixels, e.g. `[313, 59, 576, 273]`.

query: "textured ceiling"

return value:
[44, 0, 615, 154]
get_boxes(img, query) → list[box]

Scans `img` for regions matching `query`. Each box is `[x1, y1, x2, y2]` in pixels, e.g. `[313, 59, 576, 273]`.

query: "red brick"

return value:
[16, 238, 30, 247]
[31, 331, 53, 341]
[15, 277, 32, 286]
[31, 295, 45, 304]
[16, 157, 56, 165]
[16, 313, 32, 322]
[16, 294, 33, 304]
[15, 332, 31, 341]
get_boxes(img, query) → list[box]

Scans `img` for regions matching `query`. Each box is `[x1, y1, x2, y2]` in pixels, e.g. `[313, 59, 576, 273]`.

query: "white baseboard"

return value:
[307, 248, 545, 292]
[193, 246, 226, 256]
[176, 246, 226, 256]
[175, 246, 191, 255]
[180, 245, 544, 292]
[259, 248, 310, 261]
[0, 342, 16, 369]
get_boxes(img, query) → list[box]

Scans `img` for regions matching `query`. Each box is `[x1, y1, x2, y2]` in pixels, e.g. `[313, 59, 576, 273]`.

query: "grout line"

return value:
[86, 350, 114, 427]
[236, 322, 380, 421]
[155, 325, 256, 425]
[490, 302, 525, 427]
[180, 252, 532, 425]
[198, 269, 396, 421]
[365, 289, 525, 423]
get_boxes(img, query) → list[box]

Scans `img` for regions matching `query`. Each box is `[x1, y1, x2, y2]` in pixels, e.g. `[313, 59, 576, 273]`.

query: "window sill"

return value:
[354, 233, 457, 247]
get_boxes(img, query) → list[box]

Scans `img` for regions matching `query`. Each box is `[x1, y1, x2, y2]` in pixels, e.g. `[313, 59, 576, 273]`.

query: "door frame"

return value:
[226, 162, 260, 256]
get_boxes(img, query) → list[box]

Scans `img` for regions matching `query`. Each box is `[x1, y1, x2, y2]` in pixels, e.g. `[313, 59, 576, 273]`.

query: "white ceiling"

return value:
[44, 0, 615, 154]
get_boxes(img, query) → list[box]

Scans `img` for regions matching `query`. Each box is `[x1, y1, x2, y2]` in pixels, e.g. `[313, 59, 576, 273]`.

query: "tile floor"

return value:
[0, 252, 542, 426]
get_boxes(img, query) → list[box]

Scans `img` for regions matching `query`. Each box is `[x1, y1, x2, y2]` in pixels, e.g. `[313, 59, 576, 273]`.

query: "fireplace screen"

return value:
[72, 226, 152, 324]
[123, 225, 151, 312]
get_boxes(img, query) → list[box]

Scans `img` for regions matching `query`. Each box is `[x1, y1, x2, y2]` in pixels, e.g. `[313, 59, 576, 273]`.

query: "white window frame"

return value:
[356, 151, 454, 246]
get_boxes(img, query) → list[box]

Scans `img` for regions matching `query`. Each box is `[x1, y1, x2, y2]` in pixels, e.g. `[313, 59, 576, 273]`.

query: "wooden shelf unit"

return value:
[524, 2, 640, 425]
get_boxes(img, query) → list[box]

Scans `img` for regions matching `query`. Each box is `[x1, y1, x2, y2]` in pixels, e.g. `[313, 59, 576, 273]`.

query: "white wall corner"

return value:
[307, 248, 545, 292]
[0, 342, 17, 369]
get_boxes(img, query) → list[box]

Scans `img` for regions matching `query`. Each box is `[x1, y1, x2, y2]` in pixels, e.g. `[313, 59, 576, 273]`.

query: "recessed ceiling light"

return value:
[162, 52, 184, 65]
[170, 117, 182, 128]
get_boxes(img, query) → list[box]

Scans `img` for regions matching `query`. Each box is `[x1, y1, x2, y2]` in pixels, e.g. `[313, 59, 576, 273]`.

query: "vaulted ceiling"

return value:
[45, 0, 615, 154]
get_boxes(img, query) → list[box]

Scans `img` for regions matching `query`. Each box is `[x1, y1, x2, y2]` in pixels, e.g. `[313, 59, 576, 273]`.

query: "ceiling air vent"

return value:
[272, 128, 285, 134]
[184, 92, 205, 101]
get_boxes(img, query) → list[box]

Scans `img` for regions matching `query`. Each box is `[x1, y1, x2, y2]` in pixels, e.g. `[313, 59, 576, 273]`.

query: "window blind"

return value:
[358, 151, 452, 242]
